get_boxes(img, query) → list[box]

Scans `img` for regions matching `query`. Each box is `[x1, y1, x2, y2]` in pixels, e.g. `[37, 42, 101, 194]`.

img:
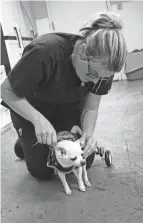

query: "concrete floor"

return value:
[1, 80, 143, 223]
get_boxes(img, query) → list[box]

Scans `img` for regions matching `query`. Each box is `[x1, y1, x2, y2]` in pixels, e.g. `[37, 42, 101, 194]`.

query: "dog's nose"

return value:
[80, 161, 86, 166]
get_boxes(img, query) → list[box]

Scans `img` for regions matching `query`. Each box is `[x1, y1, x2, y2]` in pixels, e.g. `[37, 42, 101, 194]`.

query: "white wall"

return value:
[31, 1, 51, 36]
[1, 0, 28, 37]
[48, 1, 143, 52]
[1, 0, 37, 38]
[1, 0, 34, 68]
[36, 18, 50, 36]
[31, 1, 48, 20]
[20, 1, 38, 37]
[1, 0, 24, 68]
[110, 1, 143, 52]
[48, 1, 107, 33]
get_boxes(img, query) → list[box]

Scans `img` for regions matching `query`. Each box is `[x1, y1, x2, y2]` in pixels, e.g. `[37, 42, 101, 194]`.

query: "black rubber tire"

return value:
[14, 138, 25, 159]
[105, 150, 112, 167]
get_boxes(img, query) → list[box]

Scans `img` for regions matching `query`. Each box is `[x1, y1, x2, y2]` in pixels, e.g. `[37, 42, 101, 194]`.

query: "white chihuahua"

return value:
[47, 126, 91, 195]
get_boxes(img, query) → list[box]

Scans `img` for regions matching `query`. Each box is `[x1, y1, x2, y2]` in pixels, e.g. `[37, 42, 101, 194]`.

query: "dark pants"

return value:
[11, 101, 95, 180]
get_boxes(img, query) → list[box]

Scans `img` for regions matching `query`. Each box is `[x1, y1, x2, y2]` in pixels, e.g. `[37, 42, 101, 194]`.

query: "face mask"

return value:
[72, 53, 114, 88]
[72, 54, 88, 82]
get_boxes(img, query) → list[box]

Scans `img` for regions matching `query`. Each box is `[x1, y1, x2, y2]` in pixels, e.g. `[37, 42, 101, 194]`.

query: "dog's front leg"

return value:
[57, 171, 72, 195]
[73, 167, 86, 192]
[82, 165, 91, 187]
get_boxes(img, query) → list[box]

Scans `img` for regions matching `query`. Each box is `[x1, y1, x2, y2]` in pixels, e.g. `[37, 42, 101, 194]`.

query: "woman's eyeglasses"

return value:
[77, 54, 113, 80]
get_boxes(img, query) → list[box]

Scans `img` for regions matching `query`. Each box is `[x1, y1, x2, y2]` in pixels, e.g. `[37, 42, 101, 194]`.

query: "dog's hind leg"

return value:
[73, 167, 86, 192]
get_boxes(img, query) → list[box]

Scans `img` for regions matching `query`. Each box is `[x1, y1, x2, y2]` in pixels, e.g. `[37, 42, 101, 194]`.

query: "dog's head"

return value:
[54, 134, 86, 168]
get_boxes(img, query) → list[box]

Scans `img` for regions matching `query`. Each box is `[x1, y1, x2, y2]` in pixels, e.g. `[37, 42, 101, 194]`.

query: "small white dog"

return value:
[47, 126, 91, 195]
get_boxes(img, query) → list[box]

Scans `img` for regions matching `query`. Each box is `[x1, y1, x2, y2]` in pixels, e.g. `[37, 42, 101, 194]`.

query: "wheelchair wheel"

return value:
[105, 150, 112, 167]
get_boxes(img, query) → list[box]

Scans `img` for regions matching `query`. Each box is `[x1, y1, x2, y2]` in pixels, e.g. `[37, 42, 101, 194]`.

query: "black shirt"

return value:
[2, 32, 113, 112]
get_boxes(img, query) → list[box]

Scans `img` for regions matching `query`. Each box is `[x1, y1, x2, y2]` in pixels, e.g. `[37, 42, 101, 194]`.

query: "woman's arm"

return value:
[80, 92, 102, 157]
[81, 92, 101, 136]
[1, 78, 42, 124]
[1, 78, 57, 145]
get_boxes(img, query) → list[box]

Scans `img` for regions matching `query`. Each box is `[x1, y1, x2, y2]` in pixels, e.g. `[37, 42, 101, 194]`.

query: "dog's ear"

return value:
[75, 133, 86, 147]
[55, 147, 67, 156]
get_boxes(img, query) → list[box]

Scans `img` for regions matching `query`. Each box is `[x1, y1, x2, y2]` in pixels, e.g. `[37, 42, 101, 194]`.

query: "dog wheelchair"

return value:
[94, 146, 112, 167]
[14, 131, 112, 168]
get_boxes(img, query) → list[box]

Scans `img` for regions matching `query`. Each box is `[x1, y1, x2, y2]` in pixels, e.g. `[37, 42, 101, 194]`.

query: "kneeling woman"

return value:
[1, 12, 127, 180]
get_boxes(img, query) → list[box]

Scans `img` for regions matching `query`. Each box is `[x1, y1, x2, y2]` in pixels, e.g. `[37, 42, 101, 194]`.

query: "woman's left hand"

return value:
[83, 134, 97, 158]
[72, 126, 97, 158]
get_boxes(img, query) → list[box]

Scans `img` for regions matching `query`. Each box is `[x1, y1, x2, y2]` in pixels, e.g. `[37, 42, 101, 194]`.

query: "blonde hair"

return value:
[79, 12, 127, 73]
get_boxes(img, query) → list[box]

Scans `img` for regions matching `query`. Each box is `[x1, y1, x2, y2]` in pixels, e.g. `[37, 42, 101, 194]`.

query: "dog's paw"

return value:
[65, 188, 72, 196]
[79, 185, 86, 192]
[85, 180, 91, 187]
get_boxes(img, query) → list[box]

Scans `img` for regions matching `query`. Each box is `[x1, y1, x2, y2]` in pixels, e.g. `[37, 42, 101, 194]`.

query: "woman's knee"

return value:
[27, 164, 54, 181]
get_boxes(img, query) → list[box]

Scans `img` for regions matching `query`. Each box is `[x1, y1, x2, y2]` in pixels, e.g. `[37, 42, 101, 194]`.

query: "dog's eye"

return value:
[71, 156, 77, 161]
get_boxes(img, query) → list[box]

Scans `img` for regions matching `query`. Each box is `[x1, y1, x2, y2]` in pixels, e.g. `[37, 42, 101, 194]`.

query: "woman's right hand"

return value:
[32, 115, 57, 145]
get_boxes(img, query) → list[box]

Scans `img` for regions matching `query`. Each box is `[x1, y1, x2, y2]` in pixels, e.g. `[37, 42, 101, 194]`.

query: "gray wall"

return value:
[31, 1, 48, 20]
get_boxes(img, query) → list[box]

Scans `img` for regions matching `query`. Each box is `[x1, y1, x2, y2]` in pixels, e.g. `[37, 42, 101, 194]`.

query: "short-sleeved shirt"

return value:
[1, 32, 113, 114]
